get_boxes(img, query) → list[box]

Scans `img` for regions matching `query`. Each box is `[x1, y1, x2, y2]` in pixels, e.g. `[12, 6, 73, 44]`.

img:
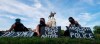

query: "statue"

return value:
[47, 12, 56, 27]
[49, 12, 56, 18]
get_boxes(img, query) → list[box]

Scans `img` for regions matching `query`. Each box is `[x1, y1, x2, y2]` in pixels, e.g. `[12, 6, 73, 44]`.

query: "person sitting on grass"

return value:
[68, 17, 81, 27]
[8, 18, 29, 32]
[64, 17, 81, 36]
[33, 18, 46, 36]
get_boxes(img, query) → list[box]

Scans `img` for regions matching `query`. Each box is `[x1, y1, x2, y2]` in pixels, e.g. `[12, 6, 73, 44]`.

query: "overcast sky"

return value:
[0, 0, 100, 31]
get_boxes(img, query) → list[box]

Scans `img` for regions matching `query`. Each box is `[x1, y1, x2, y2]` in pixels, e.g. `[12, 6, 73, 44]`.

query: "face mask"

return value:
[40, 21, 45, 25]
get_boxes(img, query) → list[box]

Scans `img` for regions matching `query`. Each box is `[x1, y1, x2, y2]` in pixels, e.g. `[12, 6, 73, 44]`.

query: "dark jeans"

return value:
[64, 30, 70, 36]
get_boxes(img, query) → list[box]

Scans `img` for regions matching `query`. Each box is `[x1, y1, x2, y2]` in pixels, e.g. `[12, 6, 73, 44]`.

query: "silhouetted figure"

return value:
[64, 17, 81, 36]
[9, 18, 28, 32]
[69, 17, 81, 27]
[33, 18, 46, 36]
[49, 12, 56, 18]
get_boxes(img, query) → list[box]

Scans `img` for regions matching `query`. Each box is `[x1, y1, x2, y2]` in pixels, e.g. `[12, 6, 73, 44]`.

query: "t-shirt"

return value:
[13, 22, 29, 32]
[69, 21, 81, 27]
[38, 24, 46, 35]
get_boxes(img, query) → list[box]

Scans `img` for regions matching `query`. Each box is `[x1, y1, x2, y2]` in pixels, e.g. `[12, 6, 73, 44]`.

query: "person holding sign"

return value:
[64, 17, 94, 39]
[68, 17, 81, 27]
[64, 17, 81, 36]
[33, 18, 46, 36]
[8, 18, 29, 32]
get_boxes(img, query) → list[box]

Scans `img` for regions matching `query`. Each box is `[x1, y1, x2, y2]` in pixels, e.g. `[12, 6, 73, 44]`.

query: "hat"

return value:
[15, 18, 21, 22]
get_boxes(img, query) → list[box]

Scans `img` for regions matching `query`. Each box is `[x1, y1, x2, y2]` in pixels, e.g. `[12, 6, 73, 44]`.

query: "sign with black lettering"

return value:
[66, 26, 94, 39]
[1, 31, 34, 37]
[41, 26, 61, 38]
[0, 32, 4, 36]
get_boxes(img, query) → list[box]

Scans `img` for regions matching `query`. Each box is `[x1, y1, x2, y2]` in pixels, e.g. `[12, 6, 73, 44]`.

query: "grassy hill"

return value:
[0, 34, 100, 44]
[0, 25, 100, 44]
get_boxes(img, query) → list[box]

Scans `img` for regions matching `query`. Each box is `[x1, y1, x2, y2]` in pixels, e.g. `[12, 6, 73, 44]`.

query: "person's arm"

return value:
[9, 24, 15, 32]
[75, 21, 81, 27]
[33, 29, 36, 32]
[36, 25, 40, 36]
[69, 24, 71, 27]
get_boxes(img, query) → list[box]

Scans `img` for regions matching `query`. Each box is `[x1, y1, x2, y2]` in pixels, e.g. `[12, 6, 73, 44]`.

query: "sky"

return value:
[0, 0, 100, 31]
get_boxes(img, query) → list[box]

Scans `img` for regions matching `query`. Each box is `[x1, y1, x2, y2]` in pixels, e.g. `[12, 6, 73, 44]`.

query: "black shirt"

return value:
[14, 22, 28, 32]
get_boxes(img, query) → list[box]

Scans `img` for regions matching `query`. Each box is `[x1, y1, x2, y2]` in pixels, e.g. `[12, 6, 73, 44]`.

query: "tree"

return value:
[60, 30, 64, 36]
[94, 26, 100, 34]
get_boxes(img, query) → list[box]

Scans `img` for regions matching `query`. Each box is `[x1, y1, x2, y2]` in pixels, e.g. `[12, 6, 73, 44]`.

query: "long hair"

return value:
[68, 17, 75, 24]
[40, 18, 46, 26]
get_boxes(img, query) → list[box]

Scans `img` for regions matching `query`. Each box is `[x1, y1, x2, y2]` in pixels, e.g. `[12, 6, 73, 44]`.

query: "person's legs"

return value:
[37, 28, 40, 36]
[33, 29, 40, 36]
[64, 30, 70, 36]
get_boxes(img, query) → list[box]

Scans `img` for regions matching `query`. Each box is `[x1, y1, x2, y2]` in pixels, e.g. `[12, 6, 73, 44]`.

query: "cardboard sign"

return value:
[0, 32, 4, 36]
[1, 31, 34, 37]
[41, 26, 61, 38]
[66, 26, 94, 39]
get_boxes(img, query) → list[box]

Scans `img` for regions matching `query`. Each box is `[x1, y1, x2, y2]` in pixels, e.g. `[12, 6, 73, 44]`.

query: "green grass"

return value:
[0, 34, 100, 44]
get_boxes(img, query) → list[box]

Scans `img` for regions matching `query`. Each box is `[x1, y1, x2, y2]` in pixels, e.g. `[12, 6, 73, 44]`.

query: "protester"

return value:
[8, 18, 29, 32]
[68, 17, 81, 27]
[64, 17, 81, 36]
[33, 18, 46, 36]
